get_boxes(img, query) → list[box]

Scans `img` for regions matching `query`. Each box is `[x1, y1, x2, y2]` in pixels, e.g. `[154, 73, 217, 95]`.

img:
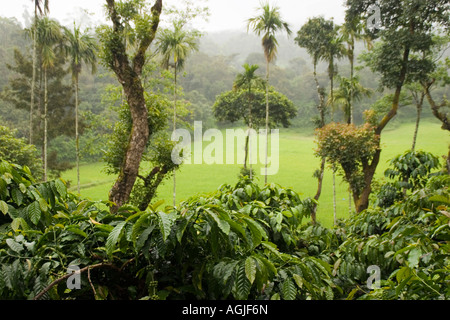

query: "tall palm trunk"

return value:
[349, 38, 355, 125]
[43, 67, 48, 181]
[248, 84, 253, 180]
[173, 66, 177, 207]
[264, 59, 270, 184]
[348, 40, 355, 214]
[329, 62, 337, 225]
[75, 74, 80, 193]
[30, 16, 37, 144]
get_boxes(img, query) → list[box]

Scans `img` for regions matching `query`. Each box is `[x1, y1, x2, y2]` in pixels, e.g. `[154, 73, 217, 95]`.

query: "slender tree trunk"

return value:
[30, 15, 37, 144]
[411, 92, 424, 152]
[348, 43, 354, 213]
[244, 134, 249, 170]
[311, 157, 326, 225]
[248, 86, 253, 180]
[313, 63, 325, 127]
[349, 39, 355, 125]
[329, 62, 337, 224]
[333, 168, 337, 224]
[173, 67, 177, 207]
[447, 148, 450, 175]
[43, 67, 48, 182]
[264, 59, 270, 184]
[311, 62, 326, 223]
[75, 74, 81, 194]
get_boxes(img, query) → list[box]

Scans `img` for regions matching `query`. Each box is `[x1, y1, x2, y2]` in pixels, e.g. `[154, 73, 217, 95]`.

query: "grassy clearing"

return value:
[62, 119, 449, 227]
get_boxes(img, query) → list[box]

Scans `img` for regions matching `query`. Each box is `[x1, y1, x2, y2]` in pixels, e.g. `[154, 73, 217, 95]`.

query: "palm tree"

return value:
[322, 23, 345, 225]
[156, 20, 199, 207]
[329, 75, 373, 124]
[35, 16, 63, 181]
[247, 1, 291, 184]
[339, 19, 373, 125]
[233, 63, 265, 178]
[63, 23, 97, 194]
[295, 16, 335, 224]
[30, 0, 49, 144]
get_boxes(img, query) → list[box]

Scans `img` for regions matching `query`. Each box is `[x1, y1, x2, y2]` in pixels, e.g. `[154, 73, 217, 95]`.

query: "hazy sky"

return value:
[2, 0, 346, 32]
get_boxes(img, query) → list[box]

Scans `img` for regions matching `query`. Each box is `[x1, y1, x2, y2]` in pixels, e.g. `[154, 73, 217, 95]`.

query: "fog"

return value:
[3, 0, 346, 32]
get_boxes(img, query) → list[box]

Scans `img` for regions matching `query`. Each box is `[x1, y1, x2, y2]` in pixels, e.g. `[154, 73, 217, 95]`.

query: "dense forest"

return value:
[0, 0, 449, 302]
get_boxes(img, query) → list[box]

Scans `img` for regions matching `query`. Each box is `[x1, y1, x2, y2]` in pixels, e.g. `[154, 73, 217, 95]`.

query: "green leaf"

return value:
[243, 217, 267, 248]
[261, 241, 282, 258]
[245, 184, 253, 197]
[256, 254, 277, 277]
[346, 288, 359, 300]
[131, 212, 152, 240]
[0, 200, 8, 215]
[38, 198, 48, 212]
[6, 238, 24, 253]
[282, 210, 293, 218]
[276, 212, 283, 225]
[270, 293, 281, 300]
[429, 195, 450, 205]
[244, 256, 257, 284]
[54, 179, 67, 198]
[0, 178, 7, 198]
[10, 217, 29, 232]
[106, 221, 127, 257]
[311, 257, 332, 274]
[293, 274, 304, 289]
[11, 188, 23, 206]
[395, 266, 411, 283]
[18, 183, 27, 193]
[136, 225, 155, 251]
[175, 217, 190, 243]
[27, 201, 41, 225]
[157, 211, 175, 242]
[66, 226, 87, 238]
[206, 209, 230, 236]
[235, 261, 251, 300]
[150, 199, 165, 211]
[281, 278, 296, 300]
[227, 219, 247, 241]
[407, 247, 422, 268]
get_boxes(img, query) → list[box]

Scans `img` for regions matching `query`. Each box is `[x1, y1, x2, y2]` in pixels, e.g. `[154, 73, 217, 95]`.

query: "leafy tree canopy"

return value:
[213, 88, 297, 130]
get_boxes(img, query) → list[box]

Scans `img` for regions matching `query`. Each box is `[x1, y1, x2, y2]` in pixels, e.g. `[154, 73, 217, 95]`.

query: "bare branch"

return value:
[33, 263, 117, 300]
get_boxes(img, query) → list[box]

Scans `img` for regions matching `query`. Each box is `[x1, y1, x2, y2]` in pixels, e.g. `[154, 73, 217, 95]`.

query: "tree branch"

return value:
[422, 80, 450, 131]
[33, 263, 117, 300]
[132, 0, 162, 75]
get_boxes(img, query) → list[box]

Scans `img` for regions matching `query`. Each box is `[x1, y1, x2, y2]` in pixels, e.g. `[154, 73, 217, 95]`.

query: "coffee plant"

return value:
[0, 156, 448, 300]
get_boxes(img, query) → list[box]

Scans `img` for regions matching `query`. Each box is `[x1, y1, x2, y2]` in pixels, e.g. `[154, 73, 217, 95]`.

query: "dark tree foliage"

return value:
[342, 0, 450, 212]
[212, 88, 297, 130]
[2, 49, 75, 179]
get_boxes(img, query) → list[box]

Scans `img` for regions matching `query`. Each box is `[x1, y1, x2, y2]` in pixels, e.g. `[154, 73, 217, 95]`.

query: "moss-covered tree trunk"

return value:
[104, 0, 162, 213]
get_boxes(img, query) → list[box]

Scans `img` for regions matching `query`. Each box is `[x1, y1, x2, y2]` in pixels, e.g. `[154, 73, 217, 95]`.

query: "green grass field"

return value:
[62, 119, 449, 227]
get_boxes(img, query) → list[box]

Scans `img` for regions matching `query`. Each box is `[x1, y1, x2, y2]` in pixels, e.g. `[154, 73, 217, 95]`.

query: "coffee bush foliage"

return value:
[0, 154, 448, 300]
